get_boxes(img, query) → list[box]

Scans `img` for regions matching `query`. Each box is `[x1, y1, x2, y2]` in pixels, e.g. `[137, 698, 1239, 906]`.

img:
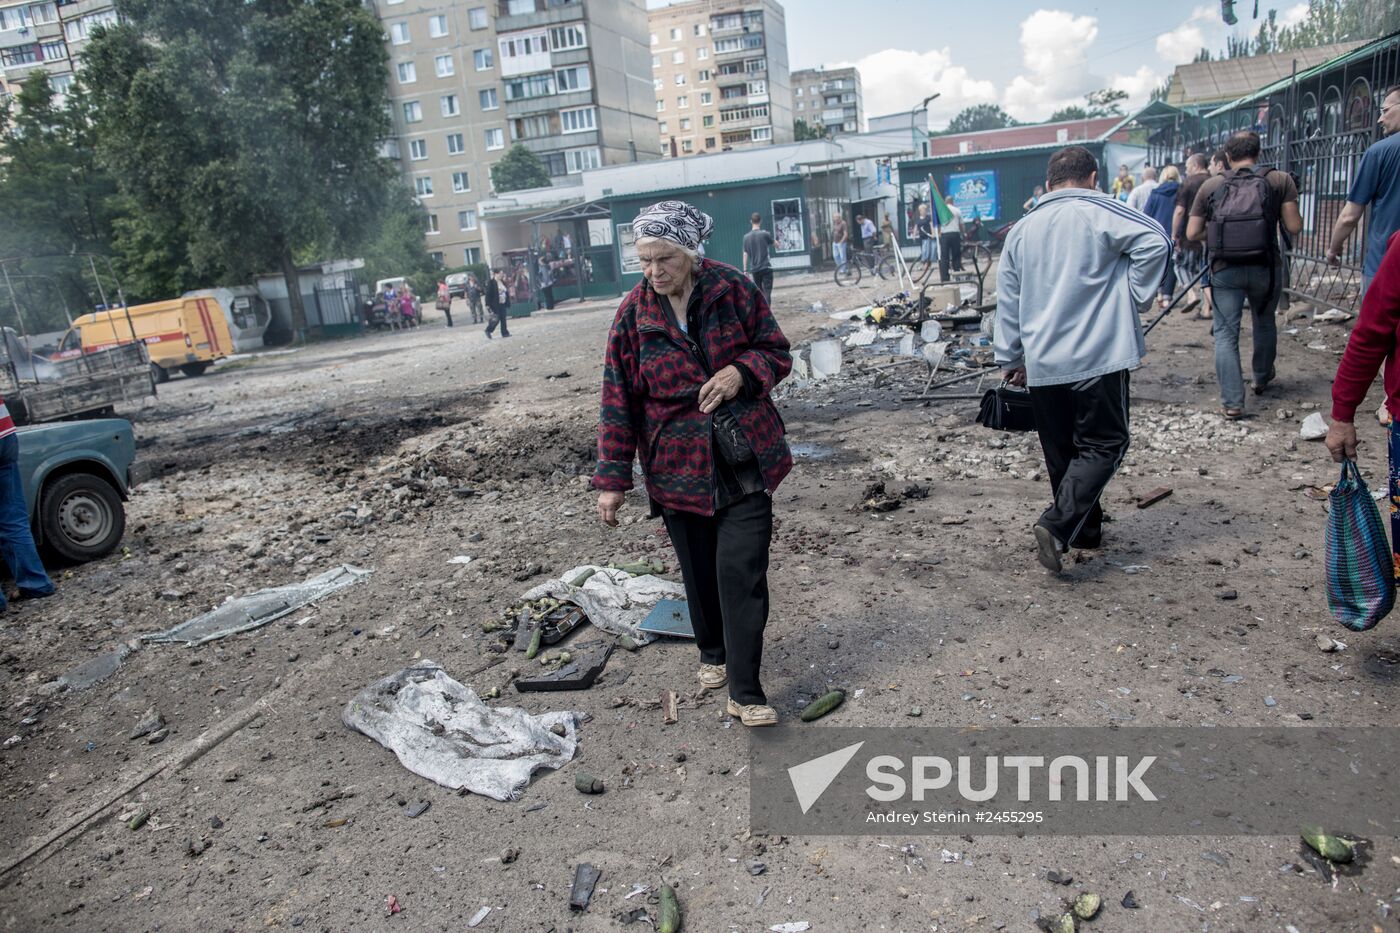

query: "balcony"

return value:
[504, 87, 594, 118]
[719, 103, 769, 126]
[517, 128, 598, 156]
[495, 0, 583, 34]
[820, 79, 853, 93]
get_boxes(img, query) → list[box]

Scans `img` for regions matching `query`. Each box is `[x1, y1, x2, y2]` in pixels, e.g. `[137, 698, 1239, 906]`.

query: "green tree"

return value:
[83, 0, 395, 340]
[1204, 1, 1400, 60]
[491, 144, 552, 194]
[1048, 105, 1090, 122]
[351, 182, 437, 295]
[1085, 88, 1129, 117]
[942, 104, 1019, 134]
[0, 73, 122, 330]
[794, 117, 825, 140]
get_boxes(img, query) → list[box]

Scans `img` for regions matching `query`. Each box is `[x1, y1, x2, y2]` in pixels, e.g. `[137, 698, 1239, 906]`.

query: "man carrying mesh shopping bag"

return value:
[1325, 230, 1400, 630]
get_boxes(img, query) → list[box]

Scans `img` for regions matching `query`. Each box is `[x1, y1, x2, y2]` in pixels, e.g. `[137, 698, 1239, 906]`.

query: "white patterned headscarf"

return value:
[632, 200, 714, 252]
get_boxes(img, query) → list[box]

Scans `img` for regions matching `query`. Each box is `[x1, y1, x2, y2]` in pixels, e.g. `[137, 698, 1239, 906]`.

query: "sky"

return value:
[649, 1, 1314, 126]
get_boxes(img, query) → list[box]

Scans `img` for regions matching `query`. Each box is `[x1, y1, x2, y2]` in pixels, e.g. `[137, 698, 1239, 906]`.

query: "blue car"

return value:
[19, 419, 137, 563]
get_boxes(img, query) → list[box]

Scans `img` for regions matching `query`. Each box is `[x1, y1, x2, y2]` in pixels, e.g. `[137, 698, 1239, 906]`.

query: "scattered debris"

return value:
[1135, 486, 1173, 509]
[574, 772, 605, 795]
[639, 599, 694, 638]
[129, 707, 165, 740]
[342, 660, 581, 801]
[403, 800, 431, 818]
[515, 564, 685, 644]
[57, 643, 132, 691]
[1046, 869, 1073, 885]
[770, 923, 812, 933]
[500, 847, 520, 865]
[467, 905, 491, 927]
[127, 809, 150, 831]
[569, 863, 602, 911]
[1299, 412, 1328, 441]
[1315, 634, 1344, 653]
[1302, 826, 1354, 863]
[746, 859, 767, 876]
[145, 564, 371, 646]
[447, 555, 473, 565]
[662, 689, 679, 725]
[515, 641, 613, 692]
[386, 894, 401, 916]
[1121, 890, 1140, 909]
[800, 689, 846, 722]
[860, 481, 902, 512]
[1072, 892, 1101, 919]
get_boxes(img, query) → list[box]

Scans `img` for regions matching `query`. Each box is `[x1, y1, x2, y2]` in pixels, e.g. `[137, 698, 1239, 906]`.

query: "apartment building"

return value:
[375, 0, 659, 268]
[0, 0, 117, 106]
[647, 0, 792, 158]
[790, 65, 861, 136]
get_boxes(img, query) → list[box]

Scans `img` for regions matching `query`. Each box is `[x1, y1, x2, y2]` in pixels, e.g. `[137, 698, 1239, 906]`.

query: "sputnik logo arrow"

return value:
[787, 741, 864, 814]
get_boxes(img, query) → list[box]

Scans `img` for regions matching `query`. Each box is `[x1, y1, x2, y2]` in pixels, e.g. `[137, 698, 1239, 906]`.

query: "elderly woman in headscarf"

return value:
[592, 200, 793, 727]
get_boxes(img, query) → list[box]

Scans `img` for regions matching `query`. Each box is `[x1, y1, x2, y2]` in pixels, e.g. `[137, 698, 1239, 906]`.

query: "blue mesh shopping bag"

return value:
[1326, 458, 1395, 631]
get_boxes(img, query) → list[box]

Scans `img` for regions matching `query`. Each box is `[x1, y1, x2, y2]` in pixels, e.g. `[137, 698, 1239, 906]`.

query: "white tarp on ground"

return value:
[342, 661, 581, 801]
[144, 564, 372, 646]
[519, 565, 685, 645]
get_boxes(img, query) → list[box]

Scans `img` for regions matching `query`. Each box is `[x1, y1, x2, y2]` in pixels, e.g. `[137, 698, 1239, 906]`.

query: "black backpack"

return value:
[1207, 167, 1281, 264]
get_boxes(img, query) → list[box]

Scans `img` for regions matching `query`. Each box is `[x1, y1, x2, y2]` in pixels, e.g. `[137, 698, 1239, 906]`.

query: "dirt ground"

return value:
[1, 263, 1397, 933]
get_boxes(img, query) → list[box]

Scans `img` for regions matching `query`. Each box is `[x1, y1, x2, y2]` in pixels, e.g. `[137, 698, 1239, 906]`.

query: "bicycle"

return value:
[906, 240, 994, 305]
[833, 246, 895, 287]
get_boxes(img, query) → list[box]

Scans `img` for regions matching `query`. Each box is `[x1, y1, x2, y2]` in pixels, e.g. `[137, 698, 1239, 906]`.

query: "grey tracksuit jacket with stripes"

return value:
[994, 186, 1171, 387]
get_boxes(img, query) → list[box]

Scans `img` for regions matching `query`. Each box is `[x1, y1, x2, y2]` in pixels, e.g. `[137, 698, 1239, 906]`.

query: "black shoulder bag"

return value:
[675, 314, 756, 464]
[977, 382, 1036, 432]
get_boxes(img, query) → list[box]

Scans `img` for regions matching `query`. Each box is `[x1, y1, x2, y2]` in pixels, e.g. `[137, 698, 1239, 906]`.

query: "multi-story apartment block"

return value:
[647, 0, 792, 157]
[0, 0, 117, 106]
[790, 65, 861, 136]
[375, 0, 659, 269]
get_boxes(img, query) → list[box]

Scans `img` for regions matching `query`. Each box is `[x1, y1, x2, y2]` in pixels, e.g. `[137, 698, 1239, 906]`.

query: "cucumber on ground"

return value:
[658, 882, 682, 932]
[800, 689, 846, 722]
[524, 626, 543, 660]
[1302, 826, 1354, 862]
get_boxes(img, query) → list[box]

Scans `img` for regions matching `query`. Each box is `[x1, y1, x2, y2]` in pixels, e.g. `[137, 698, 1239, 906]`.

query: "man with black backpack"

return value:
[1186, 130, 1303, 419]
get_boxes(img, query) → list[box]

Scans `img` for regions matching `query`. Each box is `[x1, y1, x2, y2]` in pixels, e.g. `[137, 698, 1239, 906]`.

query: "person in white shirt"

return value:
[938, 197, 965, 283]
[1126, 165, 1159, 212]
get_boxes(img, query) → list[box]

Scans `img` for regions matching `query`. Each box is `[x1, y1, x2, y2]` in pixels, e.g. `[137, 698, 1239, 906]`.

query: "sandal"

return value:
[1221, 407, 1244, 420]
[1178, 298, 1201, 314]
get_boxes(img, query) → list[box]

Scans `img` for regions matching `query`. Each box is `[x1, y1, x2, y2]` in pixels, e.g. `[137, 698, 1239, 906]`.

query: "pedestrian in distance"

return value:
[915, 203, 938, 266]
[1112, 163, 1134, 202]
[742, 212, 776, 304]
[1126, 164, 1159, 212]
[592, 200, 793, 727]
[537, 255, 555, 311]
[436, 280, 453, 327]
[1172, 153, 1213, 320]
[1326, 85, 1400, 295]
[831, 212, 849, 269]
[1144, 165, 1181, 310]
[484, 268, 511, 339]
[0, 397, 54, 612]
[1186, 130, 1303, 419]
[857, 214, 877, 249]
[467, 273, 485, 325]
[938, 195, 965, 283]
[1022, 184, 1045, 213]
[995, 145, 1170, 573]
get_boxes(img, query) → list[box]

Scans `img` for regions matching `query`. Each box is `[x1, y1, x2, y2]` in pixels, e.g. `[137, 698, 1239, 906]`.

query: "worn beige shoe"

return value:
[698, 663, 728, 691]
[725, 698, 778, 727]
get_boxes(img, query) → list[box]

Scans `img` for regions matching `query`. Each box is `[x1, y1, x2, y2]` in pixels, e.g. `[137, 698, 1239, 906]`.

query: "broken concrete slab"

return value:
[57, 643, 132, 691]
[145, 564, 371, 647]
[518, 565, 685, 644]
[514, 641, 613, 692]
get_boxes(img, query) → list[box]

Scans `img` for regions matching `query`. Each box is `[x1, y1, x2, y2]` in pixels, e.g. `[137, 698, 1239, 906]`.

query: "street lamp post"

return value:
[910, 93, 940, 158]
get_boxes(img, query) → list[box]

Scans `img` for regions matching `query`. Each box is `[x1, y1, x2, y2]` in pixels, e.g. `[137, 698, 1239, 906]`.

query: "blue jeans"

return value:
[919, 238, 937, 263]
[0, 434, 52, 608]
[833, 242, 848, 267]
[1210, 264, 1281, 409]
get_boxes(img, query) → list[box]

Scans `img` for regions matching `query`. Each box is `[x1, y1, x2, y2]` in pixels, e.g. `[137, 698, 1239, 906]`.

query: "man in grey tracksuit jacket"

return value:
[995, 146, 1171, 573]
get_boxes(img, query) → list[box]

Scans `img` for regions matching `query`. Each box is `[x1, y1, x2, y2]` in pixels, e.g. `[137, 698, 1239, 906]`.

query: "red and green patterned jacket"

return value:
[591, 259, 792, 515]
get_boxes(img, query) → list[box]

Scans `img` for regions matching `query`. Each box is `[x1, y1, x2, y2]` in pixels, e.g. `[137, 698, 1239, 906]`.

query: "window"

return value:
[796, 101, 804, 110]
[50, 74, 73, 95]
[699, 91, 712, 105]
[458, 209, 478, 231]
[772, 197, 802, 251]
[464, 247, 482, 265]
[747, 80, 766, 96]
[426, 213, 440, 234]
[542, 152, 568, 176]
[446, 133, 465, 154]
[672, 50, 684, 64]
[40, 41, 65, 62]
[674, 74, 686, 86]
[452, 171, 470, 192]
[430, 251, 445, 266]
[441, 94, 460, 117]
[653, 77, 663, 91]
[677, 95, 689, 108]
[30, 3, 57, 26]
[504, 73, 553, 100]
[704, 136, 715, 148]
[469, 7, 488, 29]
[397, 61, 417, 84]
[479, 87, 498, 110]
[656, 99, 665, 112]
[555, 66, 590, 92]
[402, 101, 423, 123]
[751, 125, 772, 141]
[409, 139, 428, 160]
[681, 139, 693, 153]
[670, 27, 681, 40]
[693, 23, 706, 37]
[390, 22, 410, 45]
[565, 147, 601, 173]
[435, 54, 454, 77]
[658, 121, 668, 133]
[702, 115, 714, 127]
[549, 25, 586, 50]
[810, 85, 818, 95]
[2, 6, 30, 30]
[485, 127, 504, 150]
[560, 106, 596, 133]
[652, 55, 660, 68]
[679, 117, 692, 131]
[697, 69, 710, 82]
[415, 176, 434, 197]
[697, 47, 708, 60]
[474, 48, 493, 70]
[650, 33, 658, 46]
[511, 114, 552, 140]
[0, 45, 37, 66]
[429, 15, 448, 37]
[795, 87, 803, 97]
[844, 121, 856, 132]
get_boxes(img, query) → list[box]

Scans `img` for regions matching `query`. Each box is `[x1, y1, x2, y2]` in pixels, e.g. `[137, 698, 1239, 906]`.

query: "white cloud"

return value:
[1156, 21, 1206, 63]
[843, 48, 998, 124]
[1002, 9, 1104, 121]
[1279, 2, 1310, 28]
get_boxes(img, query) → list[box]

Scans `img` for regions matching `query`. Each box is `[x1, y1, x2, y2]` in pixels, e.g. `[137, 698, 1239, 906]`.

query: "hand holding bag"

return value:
[1325, 457, 1395, 631]
[976, 382, 1036, 433]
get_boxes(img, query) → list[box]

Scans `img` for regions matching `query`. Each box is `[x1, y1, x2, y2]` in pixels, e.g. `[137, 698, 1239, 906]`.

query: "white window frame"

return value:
[674, 74, 686, 86]
[479, 87, 499, 110]
[426, 213, 440, 234]
[441, 94, 460, 117]
[469, 7, 488, 30]
[693, 23, 706, 37]
[672, 50, 684, 64]
[403, 101, 423, 123]
[681, 139, 694, 153]
[464, 246, 482, 265]
[474, 48, 493, 70]
[560, 106, 596, 134]
[435, 54, 455, 77]
[390, 22, 410, 45]
[414, 176, 435, 197]
[652, 55, 660, 68]
[548, 24, 586, 51]
[650, 33, 658, 46]
[751, 125, 772, 141]
[697, 69, 710, 83]
[656, 99, 665, 112]
[554, 65, 590, 93]
[670, 27, 681, 41]
[658, 120, 668, 133]
[408, 138, 428, 161]
[396, 61, 417, 84]
[697, 47, 708, 60]
[565, 147, 601, 174]
[452, 171, 470, 193]
[484, 127, 505, 150]
[446, 132, 465, 154]
[677, 95, 689, 109]
[429, 15, 448, 38]
[653, 77, 663, 91]
[458, 209, 478, 231]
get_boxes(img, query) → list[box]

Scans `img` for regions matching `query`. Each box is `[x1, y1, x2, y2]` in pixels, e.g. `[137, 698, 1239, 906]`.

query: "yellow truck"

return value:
[55, 295, 235, 383]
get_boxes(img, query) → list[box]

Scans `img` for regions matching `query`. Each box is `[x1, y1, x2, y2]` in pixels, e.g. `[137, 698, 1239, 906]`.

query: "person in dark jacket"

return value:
[592, 200, 792, 727]
[1143, 165, 1182, 309]
[484, 268, 511, 339]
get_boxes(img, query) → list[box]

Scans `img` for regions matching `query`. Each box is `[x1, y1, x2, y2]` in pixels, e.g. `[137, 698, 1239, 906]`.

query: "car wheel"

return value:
[180, 362, 210, 377]
[41, 473, 125, 563]
[151, 363, 170, 384]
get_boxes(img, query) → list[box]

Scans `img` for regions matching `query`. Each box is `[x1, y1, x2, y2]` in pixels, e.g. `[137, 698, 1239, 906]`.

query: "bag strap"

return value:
[1338, 456, 1362, 490]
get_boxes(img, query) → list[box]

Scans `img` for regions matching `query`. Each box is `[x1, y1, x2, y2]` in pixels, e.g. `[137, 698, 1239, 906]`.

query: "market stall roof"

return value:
[1203, 34, 1390, 118]
[1167, 41, 1367, 111]
[525, 200, 613, 224]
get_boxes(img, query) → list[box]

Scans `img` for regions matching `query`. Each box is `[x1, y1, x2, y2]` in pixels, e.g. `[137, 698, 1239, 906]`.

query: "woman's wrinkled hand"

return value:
[698, 364, 743, 414]
[597, 491, 625, 527]
[1325, 420, 1358, 463]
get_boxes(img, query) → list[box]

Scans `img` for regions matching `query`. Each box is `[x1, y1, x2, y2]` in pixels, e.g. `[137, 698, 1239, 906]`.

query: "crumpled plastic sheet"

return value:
[342, 660, 581, 801]
[519, 564, 686, 646]
[143, 564, 371, 646]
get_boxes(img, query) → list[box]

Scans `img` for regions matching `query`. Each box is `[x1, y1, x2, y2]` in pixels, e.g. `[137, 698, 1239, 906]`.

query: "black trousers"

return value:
[542, 285, 555, 310]
[938, 232, 963, 282]
[443, 305, 453, 327]
[485, 307, 510, 337]
[753, 269, 773, 303]
[662, 491, 773, 705]
[1027, 370, 1131, 550]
